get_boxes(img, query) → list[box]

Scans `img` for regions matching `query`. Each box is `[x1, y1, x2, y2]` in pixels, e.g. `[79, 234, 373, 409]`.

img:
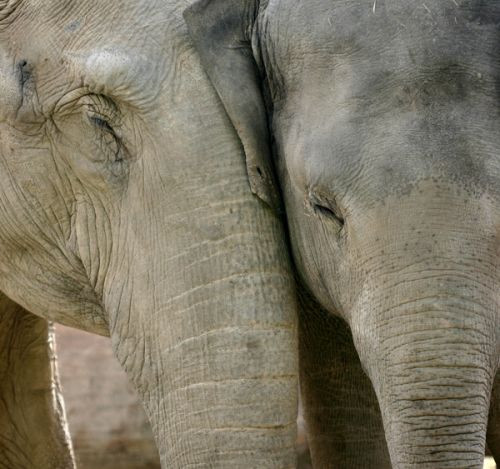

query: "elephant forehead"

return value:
[63, 49, 164, 106]
[280, 97, 500, 209]
[263, 0, 500, 204]
[261, 0, 500, 87]
[0, 0, 194, 114]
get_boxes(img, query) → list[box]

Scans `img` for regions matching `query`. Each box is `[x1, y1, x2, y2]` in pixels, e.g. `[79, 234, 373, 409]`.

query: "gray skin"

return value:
[0, 293, 74, 469]
[0, 1, 298, 468]
[185, 0, 500, 468]
[1, 1, 499, 468]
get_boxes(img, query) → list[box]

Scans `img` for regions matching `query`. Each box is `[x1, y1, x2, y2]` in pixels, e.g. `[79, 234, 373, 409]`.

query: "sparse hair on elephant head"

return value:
[184, 0, 281, 211]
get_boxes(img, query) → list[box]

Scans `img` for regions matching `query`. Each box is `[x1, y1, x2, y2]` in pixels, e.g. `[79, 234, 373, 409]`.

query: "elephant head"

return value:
[0, 0, 299, 467]
[186, 0, 500, 467]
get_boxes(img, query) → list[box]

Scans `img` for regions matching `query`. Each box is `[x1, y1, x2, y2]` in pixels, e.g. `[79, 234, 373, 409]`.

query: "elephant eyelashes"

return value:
[81, 93, 125, 164]
[309, 192, 345, 226]
[314, 203, 345, 226]
[89, 115, 114, 134]
[88, 113, 123, 164]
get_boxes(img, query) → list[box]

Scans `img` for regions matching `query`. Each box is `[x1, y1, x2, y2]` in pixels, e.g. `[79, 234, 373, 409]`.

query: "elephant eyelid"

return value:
[314, 203, 345, 225]
[84, 93, 121, 132]
[88, 114, 125, 164]
[89, 115, 115, 134]
[308, 191, 345, 226]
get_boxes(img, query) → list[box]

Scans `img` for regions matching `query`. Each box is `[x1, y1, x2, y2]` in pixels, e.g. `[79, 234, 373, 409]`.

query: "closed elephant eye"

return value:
[88, 113, 123, 163]
[313, 203, 345, 225]
[308, 191, 345, 226]
[89, 115, 115, 134]
[81, 93, 125, 165]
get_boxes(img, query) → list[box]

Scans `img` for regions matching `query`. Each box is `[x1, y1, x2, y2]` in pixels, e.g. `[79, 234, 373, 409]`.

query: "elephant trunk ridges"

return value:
[148, 265, 298, 469]
[118, 234, 298, 468]
[106, 157, 299, 468]
[352, 274, 498, 469]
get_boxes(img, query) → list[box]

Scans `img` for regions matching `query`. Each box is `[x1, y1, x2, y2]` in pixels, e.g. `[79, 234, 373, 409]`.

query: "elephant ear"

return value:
[184, 0, 280, 211]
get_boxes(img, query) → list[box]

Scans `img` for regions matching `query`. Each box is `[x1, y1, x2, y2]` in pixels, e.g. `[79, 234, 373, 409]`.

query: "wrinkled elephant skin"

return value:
[0, 294, 74, 469]
[0, 1, 298, 468]
[186, 0, 500, 468]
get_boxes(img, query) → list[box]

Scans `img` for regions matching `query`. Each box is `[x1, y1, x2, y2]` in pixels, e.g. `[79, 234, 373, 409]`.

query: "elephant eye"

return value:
[89, 115, 115, 134]
[314, 203, 345, 226]
[87, 110, 124, 165]
[88, 113, 123, 163]
[308, 191, 345, 227]
[81, 94, 125, 165]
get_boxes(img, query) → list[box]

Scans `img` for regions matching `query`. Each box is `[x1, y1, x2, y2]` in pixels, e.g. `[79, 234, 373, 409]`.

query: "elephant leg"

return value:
[298, 289, 391, 468]
[0, 293, 74, 469]
[487, 371, 500, 463]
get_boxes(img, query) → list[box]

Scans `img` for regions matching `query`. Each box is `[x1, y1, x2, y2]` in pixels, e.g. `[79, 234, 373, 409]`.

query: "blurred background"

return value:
[55, 325, 496, 469]
[55, 325, 159, 469]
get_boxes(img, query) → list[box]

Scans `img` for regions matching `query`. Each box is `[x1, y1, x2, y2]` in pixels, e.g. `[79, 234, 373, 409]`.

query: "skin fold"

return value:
[0, 0, 298, 467]
[186, 0, 500, 468]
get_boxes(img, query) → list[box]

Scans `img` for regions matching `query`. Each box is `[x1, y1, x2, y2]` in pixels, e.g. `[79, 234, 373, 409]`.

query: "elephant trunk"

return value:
[105, 150, 299, 467]
[352, 274, 498, 469]
[108, 211, 298, 467]
[147, 263, 298, 468]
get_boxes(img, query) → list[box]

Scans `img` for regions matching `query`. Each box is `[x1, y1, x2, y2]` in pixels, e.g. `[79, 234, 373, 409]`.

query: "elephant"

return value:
[184, 0, 500, 468]
[0, 0, 298, 468]
[0, 293, 75, 468]
[1, 1, 499, 469]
